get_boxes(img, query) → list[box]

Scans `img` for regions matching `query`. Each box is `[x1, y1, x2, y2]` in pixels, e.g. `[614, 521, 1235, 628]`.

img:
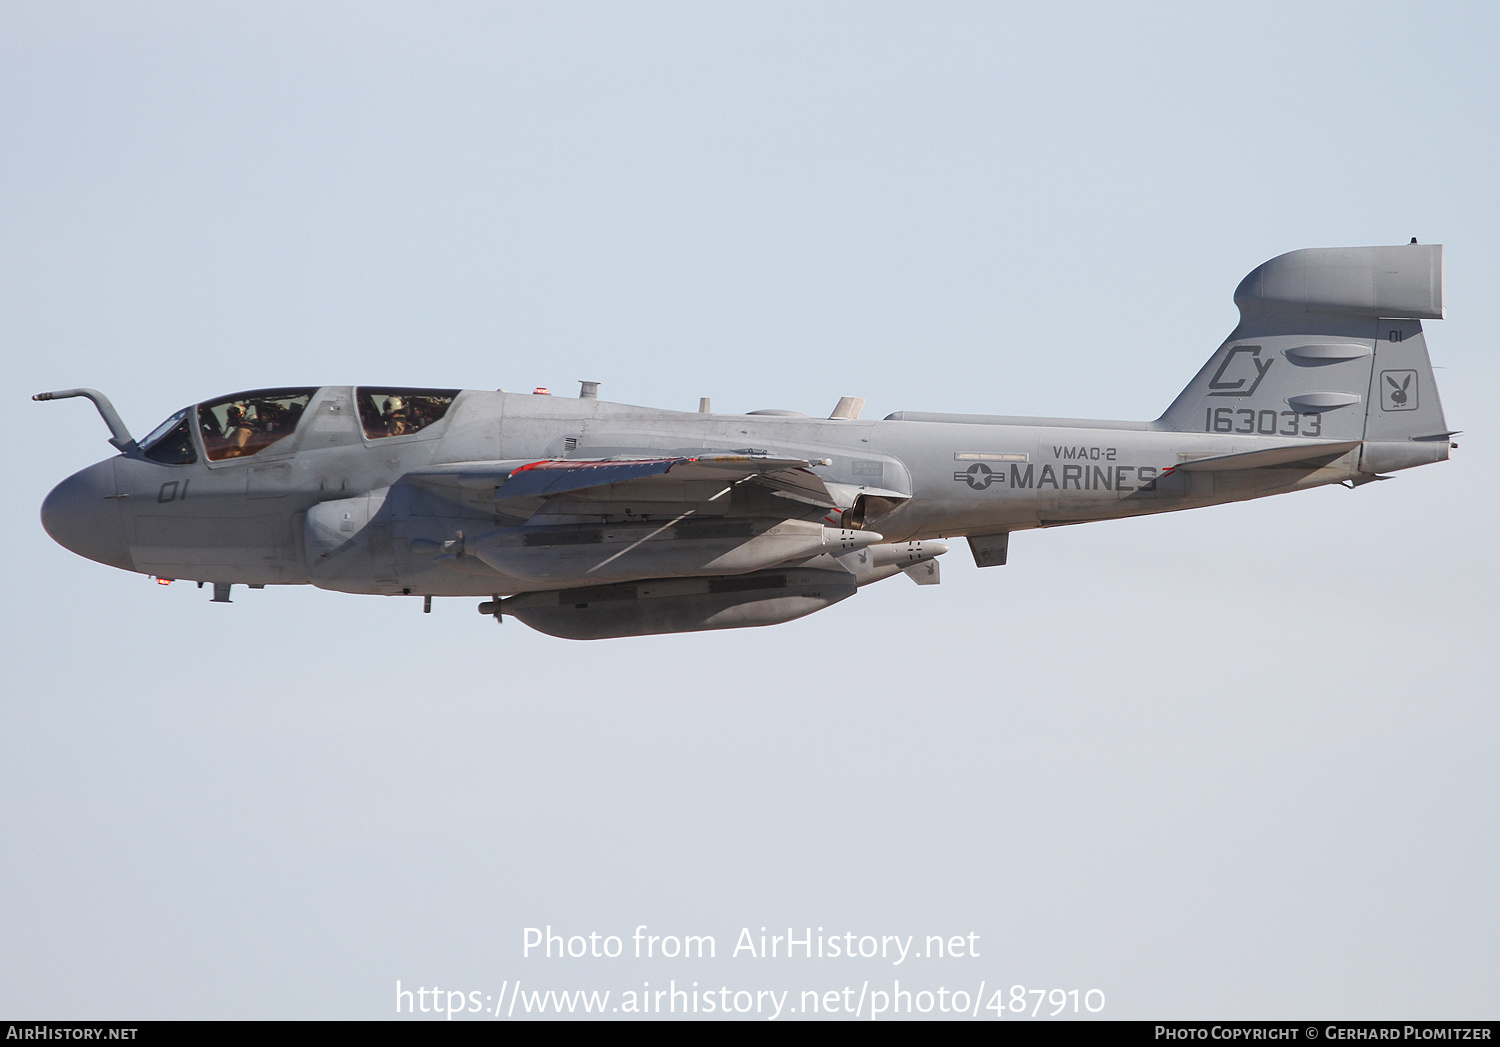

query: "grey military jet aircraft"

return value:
[39, 244, 1454, 639]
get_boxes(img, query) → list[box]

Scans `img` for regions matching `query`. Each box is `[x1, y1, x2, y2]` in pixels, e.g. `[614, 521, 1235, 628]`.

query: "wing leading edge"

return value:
[405, 453, 865, 508]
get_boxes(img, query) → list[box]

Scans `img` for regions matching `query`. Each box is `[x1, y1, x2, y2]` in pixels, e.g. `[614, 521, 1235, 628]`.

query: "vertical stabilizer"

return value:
[1158, 245, 1449, 473]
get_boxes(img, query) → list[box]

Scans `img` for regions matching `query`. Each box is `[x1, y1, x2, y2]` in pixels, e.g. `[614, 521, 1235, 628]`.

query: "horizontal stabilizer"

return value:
[1174, 440, 1360, 472]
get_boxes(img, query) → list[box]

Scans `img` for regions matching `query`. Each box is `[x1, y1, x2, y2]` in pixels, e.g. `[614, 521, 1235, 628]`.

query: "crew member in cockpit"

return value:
[227, 401, 258, 454]
[384, 395, 409, 436]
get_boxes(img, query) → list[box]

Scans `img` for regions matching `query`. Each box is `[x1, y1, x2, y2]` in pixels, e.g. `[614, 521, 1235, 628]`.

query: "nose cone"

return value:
[41, 460, 134, 571]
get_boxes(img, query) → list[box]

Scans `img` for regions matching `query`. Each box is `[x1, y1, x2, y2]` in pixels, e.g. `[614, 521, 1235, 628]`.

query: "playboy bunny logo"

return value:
[1381, 370, 1418, 412]
[1387, 373, 1411, 405]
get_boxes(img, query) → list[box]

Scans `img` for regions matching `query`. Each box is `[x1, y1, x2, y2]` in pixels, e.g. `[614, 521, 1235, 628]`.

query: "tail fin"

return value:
[1158, 244, 1450, 473]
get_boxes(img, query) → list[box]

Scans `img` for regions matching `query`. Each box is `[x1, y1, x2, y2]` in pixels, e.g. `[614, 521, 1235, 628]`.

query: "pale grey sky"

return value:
[4, 1, 1497, 1019]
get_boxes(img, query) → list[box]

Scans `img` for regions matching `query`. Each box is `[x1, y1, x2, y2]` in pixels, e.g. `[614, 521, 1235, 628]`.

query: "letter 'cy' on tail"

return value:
[1157, 244, 1452, 476]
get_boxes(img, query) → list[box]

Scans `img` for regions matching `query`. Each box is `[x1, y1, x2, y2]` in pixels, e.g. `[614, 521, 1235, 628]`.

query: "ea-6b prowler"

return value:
[40, 245, 1454, 639]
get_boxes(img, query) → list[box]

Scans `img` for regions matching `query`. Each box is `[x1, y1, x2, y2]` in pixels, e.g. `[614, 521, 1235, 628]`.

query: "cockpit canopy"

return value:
[357, 388, 459, 439]
[138, 386, 462, 465]
[139, 408, 198, 465]
[197, 388, 314, 461]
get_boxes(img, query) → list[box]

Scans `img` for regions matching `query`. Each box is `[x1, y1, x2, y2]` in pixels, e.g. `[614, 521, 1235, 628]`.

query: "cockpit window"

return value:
[141, 408, 198, 465]
[140, 408, 189, 450]
[198, 388, 314, 461]
[357, 388, 459, 439]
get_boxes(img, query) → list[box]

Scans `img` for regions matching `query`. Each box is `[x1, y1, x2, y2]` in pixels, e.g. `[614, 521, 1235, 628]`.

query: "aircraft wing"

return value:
[405, 454, 851, 507]
[497, 453, 839, 501]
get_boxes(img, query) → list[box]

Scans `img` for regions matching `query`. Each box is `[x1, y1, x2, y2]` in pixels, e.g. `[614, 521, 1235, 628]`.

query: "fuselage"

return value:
[44, 384, 1402, 597]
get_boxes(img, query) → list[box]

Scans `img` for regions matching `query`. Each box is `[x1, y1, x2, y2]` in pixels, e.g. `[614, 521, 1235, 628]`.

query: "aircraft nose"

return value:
[41, 460, 134, 572]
